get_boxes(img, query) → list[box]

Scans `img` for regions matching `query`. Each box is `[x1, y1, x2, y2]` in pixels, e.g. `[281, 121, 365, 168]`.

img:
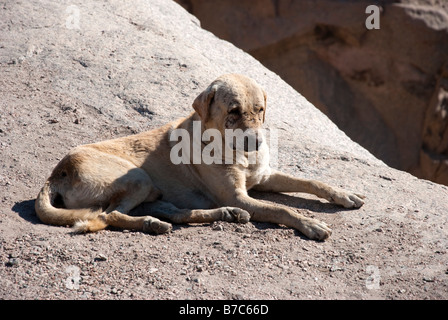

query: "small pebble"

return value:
[94, 254, 107, 262]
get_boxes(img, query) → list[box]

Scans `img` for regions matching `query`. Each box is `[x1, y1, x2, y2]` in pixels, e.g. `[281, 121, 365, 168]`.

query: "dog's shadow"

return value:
[13, 192, 347, 238]
[248, 190, 344, 214]
[12, 199, 41, 225]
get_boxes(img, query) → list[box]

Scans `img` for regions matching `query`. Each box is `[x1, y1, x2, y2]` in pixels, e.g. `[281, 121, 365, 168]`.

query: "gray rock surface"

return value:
[0, 0, 447, 300]
[176, 0, 448, 185]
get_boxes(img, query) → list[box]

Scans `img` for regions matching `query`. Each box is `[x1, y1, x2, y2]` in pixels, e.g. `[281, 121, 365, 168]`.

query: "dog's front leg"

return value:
[145, 200, 250, 225]
[227, 190, 332, 241]
[254, 170, 365, 208]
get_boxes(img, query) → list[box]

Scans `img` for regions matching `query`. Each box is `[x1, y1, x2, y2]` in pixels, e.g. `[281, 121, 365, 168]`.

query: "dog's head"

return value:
[193, 74, 266, 152]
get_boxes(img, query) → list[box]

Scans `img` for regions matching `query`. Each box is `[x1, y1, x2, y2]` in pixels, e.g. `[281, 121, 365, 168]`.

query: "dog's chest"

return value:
[245, 143, 271, 189]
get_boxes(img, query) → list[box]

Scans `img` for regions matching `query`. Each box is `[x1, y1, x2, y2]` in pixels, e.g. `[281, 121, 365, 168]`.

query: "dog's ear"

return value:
[262, 89, 267, 123]
[193, 83, 218, 122]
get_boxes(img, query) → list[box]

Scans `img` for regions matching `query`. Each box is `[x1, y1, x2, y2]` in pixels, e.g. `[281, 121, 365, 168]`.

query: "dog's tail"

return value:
[35, 180, 108, 233]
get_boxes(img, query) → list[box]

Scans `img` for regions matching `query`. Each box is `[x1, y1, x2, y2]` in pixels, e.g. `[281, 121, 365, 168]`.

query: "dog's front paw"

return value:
[330, 190, 365, 209]
[299, 217, 332, 241]
[221, 207, 250, 223]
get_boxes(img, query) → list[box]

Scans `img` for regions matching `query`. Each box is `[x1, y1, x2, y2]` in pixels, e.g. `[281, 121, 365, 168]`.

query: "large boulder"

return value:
[0, 0, 447, 299]
[176, 0, 448, 185]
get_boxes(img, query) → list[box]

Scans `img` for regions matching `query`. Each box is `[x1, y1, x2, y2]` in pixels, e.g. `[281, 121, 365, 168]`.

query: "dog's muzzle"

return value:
[229, 129, 263, 152]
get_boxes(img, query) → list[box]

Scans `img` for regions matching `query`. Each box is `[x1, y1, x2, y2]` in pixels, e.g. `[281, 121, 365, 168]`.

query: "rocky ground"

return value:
[176, 0, 448, 185]
[0, 0, 447, 300]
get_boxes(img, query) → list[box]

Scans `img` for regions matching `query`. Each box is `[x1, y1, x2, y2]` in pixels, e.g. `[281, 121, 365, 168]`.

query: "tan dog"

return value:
[35, 74, 364, 240]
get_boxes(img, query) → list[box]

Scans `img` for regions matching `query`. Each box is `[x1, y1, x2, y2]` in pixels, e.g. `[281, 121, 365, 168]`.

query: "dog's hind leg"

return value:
[103, 168, 173, 234]
[72, 162, 172, 234]
[75, 191, 172, 234]
[145, 201, 250, 224]
[103, 209, 172, 234]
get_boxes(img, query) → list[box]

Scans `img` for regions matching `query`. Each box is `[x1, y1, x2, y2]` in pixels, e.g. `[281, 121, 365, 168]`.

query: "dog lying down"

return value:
[35, 74, 364, 240]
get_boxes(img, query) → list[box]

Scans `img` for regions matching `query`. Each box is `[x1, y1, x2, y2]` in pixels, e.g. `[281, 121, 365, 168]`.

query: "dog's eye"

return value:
[229, 108, 241, 116]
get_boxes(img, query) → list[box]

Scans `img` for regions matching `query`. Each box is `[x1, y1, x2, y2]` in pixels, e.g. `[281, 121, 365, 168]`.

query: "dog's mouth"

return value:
[230, 133, 263, 152]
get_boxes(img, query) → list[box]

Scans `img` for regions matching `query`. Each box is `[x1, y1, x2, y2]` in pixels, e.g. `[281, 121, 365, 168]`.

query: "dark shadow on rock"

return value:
[12, 199, 41, 225]
[248, 190, 351, 214]
[11, 192, 351, 240]
[130, 193, 351, 241]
